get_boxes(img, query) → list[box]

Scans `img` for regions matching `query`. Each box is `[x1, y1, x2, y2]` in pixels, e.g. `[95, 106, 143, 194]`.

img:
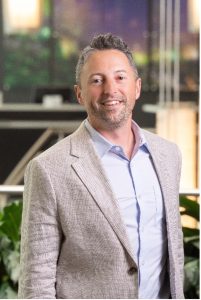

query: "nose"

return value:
[103, 79, 117, 97]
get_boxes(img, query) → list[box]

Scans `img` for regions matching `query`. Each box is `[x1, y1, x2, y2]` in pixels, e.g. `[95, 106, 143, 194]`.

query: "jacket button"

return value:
[128, 267, 136, 275]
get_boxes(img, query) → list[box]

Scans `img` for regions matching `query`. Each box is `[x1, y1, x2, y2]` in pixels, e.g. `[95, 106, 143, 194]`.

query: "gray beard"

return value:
[89, 102, 133, 130]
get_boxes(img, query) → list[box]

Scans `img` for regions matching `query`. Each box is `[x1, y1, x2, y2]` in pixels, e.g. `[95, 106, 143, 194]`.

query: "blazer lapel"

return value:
[144, 131, 174, 214]
[70, 123, 136, 264]
[143, 131, 170, 201]
[143, 131, 178, 250]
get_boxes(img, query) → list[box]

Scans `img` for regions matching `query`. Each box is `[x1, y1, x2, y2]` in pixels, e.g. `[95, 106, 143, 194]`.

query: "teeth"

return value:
[104, 101, 120, 105]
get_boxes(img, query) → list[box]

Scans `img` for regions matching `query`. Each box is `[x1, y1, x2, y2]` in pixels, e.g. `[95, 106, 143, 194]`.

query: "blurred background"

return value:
[0, 0, 199, 298]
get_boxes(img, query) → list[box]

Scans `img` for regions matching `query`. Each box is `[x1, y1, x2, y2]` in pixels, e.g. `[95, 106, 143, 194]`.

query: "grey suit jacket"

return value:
[18, 121, 184, 299]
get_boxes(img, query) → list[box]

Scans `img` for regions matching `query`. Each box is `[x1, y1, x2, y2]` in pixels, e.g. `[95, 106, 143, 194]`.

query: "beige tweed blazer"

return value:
[18, 121, 184, 299]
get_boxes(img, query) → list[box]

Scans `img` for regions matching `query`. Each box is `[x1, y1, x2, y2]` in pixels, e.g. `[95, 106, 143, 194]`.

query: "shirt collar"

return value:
[85, 119, 149, 158]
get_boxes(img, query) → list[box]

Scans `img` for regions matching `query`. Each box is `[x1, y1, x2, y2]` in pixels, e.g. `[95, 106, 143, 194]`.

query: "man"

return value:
[18, 33, 184, 299]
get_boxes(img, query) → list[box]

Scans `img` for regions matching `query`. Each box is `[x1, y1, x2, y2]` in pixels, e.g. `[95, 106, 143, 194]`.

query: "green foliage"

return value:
[0, 202, 22, 242]
[0, 201, 22, 299]
[0, 197, 199, 298]
[4, 32, 50, 88]
[4, 29, 78, 91]
[180, 196, 200, 299]
[180, 195, 199, 221]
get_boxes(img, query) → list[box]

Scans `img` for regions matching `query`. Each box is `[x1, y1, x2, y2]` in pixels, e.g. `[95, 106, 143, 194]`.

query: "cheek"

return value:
[122, 86, 136, 100]
[80, 86, 103, 106]
[81, 91, 96, 108]
[88, 88, 102, 101]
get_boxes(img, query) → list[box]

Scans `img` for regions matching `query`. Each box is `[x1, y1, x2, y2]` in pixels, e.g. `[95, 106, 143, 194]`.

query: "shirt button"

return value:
[141, 261, 145, 266]
[128, 267, 136, 275]
[115, 146, 121, 151]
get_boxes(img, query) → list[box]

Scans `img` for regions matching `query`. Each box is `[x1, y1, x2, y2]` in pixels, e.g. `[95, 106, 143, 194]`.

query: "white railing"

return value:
[0, 185, 200, 197]
[0, 185, 24, 194]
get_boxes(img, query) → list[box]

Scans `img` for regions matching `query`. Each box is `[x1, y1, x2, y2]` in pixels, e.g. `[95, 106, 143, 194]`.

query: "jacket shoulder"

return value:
[142, 129, 182, 163]
[26, 122, 90, 171]
[143, 129, 180, 149]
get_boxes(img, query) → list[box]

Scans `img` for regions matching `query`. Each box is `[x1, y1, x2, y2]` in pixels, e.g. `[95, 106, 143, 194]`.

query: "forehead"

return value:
[83, 49, 132, 72]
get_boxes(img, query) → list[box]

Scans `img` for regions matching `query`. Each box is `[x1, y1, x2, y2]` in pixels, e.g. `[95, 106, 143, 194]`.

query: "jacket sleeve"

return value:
[18, 158, 62, 299]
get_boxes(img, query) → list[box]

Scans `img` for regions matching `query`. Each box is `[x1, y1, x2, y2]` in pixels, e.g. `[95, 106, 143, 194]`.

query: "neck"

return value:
[96, 121, 135, 159]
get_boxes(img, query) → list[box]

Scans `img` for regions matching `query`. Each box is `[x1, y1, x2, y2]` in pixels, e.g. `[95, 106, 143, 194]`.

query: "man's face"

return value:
[75, 49, 141, 131]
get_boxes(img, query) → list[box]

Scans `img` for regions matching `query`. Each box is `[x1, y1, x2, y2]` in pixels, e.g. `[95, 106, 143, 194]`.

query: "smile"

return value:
[101, 100, 122, 106]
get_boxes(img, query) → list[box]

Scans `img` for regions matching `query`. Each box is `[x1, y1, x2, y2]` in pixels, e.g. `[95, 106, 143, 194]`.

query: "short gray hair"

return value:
[75, 33, 139, 85]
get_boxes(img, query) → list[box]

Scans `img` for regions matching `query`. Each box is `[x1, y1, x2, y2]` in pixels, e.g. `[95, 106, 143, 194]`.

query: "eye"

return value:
[90, 77, 103, 85]
[117, 74, 127, 81]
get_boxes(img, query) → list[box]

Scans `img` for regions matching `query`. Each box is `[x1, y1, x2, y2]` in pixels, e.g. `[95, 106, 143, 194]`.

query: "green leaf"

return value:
[184, 259, 199, 290]
[184, 235, 199, 245]
[185, 256, 195, 264]
[0, 282, 17, 299]
[0, 202, 22, 244]
[182, 227, 199, 237]
[180, 196, 199, 221]
[2, 249, 20, 283]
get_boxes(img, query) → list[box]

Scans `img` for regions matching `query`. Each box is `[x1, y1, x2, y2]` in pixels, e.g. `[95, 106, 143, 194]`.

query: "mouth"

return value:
[100, 99, 123, 107]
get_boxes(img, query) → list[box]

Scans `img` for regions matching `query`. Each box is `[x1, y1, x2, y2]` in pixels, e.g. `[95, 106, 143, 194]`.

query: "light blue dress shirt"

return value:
[85, 119, 170, 299]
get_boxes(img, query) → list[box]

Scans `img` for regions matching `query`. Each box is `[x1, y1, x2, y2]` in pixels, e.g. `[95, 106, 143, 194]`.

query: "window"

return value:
[0, 0, 199, 103]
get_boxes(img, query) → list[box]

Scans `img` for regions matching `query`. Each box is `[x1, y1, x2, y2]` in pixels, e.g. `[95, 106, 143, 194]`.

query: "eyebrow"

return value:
[115, 69, 127, 73]
[89, 73, 104, 78]
[89, 70, 127, 78]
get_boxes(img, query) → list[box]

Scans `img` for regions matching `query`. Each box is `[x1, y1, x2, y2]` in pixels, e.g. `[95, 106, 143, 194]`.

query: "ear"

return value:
[135, 78, 142, 100]
[74, 85, 84, 105]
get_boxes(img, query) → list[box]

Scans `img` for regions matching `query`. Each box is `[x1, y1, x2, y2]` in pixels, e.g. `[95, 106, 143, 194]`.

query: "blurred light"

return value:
[60, 38, 78, 58]
[133, 51, 148, 66]
[3, 0, 41, 33]
[156, 103, 198, 228]
[188, 0, 200, 33]
[156, 103, 197, 190]
[181, 45, 199, 60]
